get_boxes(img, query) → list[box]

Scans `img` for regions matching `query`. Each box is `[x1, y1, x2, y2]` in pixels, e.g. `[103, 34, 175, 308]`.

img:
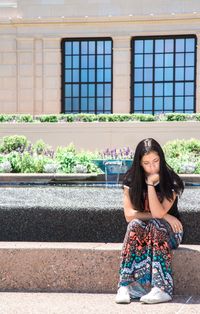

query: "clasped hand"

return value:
[146, 173, 160, 185]
[164, 214, 183, 233]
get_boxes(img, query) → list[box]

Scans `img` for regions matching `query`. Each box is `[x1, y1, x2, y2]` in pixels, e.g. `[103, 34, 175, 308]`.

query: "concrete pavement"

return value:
[0, 292, 199, 314]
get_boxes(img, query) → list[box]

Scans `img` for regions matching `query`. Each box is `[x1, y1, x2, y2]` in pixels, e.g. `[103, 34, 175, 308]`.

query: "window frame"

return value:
[131, 35, 197, 114]
[61, 37, 113, 114]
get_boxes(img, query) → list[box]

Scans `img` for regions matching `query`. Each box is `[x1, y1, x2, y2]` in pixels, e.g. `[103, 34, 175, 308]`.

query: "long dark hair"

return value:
[123, 138, 184, 211]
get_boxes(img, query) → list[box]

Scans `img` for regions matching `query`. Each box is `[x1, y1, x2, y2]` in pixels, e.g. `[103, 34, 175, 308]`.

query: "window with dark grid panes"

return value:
[131, 35, 196, 114]
[61, 38, 113, 114]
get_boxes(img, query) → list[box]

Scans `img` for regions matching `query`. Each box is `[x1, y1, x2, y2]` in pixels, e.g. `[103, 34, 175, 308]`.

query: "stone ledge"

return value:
[0, 173, 200, 183]
[0, 242, 199, 295]
[0, 186, 199, 244]
[0, 206, 199, 244]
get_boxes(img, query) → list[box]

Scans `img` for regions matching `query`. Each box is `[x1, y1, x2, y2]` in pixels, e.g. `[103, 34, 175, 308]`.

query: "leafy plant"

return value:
[33, 140, 51, 155]
[16, 115, 34, 123]
[165, 113, 188, 121]
[0, 113, 200, 123]
[39, 115, 59, 123]
[163, 138, 200, 158]
[164, 138, 200, 174]
[76, 114, 98, 122]
[56, 152, 77, 173]
[0, 135, 29, 153]
[76, 151, 100, 173]
[0, 114, 15, 122]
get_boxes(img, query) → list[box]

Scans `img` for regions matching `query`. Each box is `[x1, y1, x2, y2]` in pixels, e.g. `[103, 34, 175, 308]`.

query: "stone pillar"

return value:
[34, 38, 44, 115]
[0, 36, 17, 113]
[16, 38, 34, 114]
[43, 38, 61, 114]
[112, 36, 131, 114]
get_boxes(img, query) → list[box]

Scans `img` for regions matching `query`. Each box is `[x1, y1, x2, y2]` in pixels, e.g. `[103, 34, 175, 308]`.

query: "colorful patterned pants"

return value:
[118, 218, 183, 297]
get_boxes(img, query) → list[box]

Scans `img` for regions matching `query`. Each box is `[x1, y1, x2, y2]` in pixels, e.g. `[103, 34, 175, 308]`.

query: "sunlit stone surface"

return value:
[0, 186, 199, 243]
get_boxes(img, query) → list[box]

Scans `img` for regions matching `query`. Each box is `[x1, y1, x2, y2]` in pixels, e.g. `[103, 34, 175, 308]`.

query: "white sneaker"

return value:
[115, 286, 131, 304]
[140, 287, 172, 304]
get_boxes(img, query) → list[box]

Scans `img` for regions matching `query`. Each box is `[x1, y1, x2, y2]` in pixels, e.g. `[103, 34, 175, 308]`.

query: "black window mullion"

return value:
[95, 41, 97, 114]
[85, 41, 90, 112]
[172, 38, 176, 112]
[142, 41, 145, 113]
[62, 38, 112, 114]
[79, 41, 81, 113]
[131, 35, 196, 115]
[183, 38, 186, 113]
[87, 41, 89, 113]
[152, 39, 155, 114]
[131, 39, 134, 113]
[162, 39, 165, 113]
[71, 43, 74, 113]
[193, 36, 197, 113]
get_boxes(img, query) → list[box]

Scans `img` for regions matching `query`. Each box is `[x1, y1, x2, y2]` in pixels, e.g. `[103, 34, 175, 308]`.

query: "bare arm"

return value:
[123, 187, 152, 222]
[147, 184, 177, 219]
[146, 174, 183, 231]
[146, 174, 177, 219]
[123, 186, 183, 232]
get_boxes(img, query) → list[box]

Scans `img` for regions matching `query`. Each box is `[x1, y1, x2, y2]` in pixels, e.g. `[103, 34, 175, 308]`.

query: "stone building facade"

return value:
[0, 0, 200, 114]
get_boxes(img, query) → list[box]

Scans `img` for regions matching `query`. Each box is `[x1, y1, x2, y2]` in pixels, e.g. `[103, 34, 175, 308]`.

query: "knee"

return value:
[127, 218, 144, 231]
[148, 218, 161, 225]
[148, 218, 168, 234]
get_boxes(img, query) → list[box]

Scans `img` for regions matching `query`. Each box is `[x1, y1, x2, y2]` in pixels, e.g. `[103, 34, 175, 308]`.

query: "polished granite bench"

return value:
[0, 186, 199, 244]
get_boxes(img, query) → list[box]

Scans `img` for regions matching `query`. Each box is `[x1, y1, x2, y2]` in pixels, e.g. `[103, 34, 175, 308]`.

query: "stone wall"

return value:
[0, 1, 200, 114]
[0, 121, 199, 150]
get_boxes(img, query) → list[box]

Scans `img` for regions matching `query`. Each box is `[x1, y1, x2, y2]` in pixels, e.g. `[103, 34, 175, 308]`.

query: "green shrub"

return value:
[76, 114, 98, 122]
[0, 135, 29, 153]
[55, 151, 77, 173]
[165, 113, 188, 121]
[33, 140, 51, 155]
[163, 138, 200, 174]
[16, 115, 34, 123]
[56, 143, 76, 156]
[138, 114, 155, 121]
[58, 114, 75, 122]
[7, 151, 52, 173]
[195, 113, 200, 121]
[39, 115, 59, 122]
[76, 151, 100, 173]
[65, 114, 76, 122]
[97, 114, 108, 122]
[0, 113, 200, 123]
[33, 155, 53, 173]
[107, 115, 119, 122]
[105, 114, 130, 122]
[194, 160, 200, 174]
[0, 114, 15, 122]
[55, 146, 99, 173]
[163, 138, 200, 158]
[166, 154, 197, 173]
[7, 152, 23, 173]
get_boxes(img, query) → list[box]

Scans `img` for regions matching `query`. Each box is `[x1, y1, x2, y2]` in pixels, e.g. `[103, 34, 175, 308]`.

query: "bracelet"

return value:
[147, 183, 154, 186]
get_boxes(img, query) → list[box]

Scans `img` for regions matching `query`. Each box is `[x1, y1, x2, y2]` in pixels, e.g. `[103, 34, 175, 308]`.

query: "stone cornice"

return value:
[1, 12, 200, 26]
